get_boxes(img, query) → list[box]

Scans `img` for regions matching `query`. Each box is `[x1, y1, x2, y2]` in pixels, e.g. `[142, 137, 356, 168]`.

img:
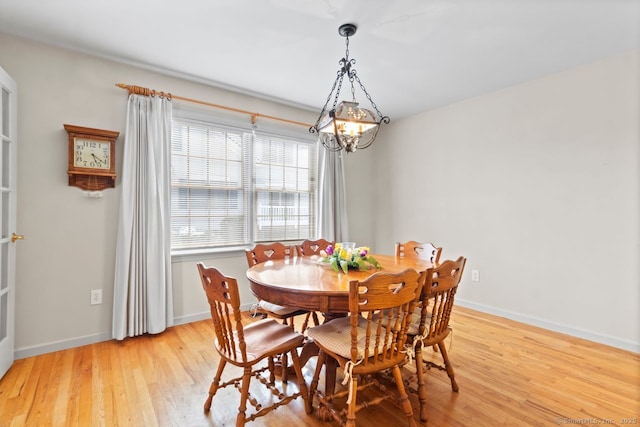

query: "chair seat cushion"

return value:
[258, 300, 305, 316]
[307, 315, 391, 360]
[406, 311, 432, 335]
[217, 318, 304, 363]
[379, 309, 431, 336]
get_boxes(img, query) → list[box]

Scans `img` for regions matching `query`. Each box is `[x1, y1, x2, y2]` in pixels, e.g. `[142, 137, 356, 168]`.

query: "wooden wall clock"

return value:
[64, 124, 120, 191]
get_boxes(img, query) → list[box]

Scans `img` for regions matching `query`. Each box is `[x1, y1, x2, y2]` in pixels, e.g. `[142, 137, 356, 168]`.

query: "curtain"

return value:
[112, 94, 173, 340]
[316, 145, 349, 242]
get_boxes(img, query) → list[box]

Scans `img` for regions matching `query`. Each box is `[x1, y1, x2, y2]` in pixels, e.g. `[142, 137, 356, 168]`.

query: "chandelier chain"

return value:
[332, 72, 345, 110]
[311, 71, 342, 131]
[349, 73, 357, 103]
[353, 74, 384, 119]
[344, 35, 358, 104]
[345, 35, 350, 62]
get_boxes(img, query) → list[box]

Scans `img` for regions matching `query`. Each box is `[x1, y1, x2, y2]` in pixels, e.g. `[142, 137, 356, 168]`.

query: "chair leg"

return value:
[310, 350, 326, 402]
[391, 364, 417, 427]
[204, 359, 226, 412]
[235, 367, 252, 427]
[438, 341, 459, 392]
[289, 347, 312, 414]
[345, 375, 358, 427]
[281, 351, 289, 384]
[415, 343, 428, 422]
[300, 312, 312, 333]
[268, 356, 276, 383]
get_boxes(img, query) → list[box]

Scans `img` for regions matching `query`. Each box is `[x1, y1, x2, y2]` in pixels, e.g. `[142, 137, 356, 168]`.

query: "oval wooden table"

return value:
[246, 253, 433, 394]
[247, 253, 433, 315]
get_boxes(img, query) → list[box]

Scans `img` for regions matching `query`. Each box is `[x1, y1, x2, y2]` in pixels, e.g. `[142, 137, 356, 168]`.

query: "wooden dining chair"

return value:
[296, 238, 334, 257]
[197, 263, 311, 426]
[245, 242, 314, 383]
[395, 240, 442, 263]
[307, 269, 425, 427]
[295, 238, 334, 326]
[396, 240, 443, 353]
[407, 256, 466, 422]
[245, 242, 310, 328]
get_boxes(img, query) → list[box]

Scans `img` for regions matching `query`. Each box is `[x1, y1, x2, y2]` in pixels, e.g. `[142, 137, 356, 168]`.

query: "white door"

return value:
[0, 66, 19, 379]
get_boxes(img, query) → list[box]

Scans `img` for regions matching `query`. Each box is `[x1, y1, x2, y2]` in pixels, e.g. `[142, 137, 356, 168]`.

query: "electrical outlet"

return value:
[91, 289, 102, 305]
[471, 270, 480, 282]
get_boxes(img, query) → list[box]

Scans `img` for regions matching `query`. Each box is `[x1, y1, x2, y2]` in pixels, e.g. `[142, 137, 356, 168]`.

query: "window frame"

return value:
[170, 107, 318, 259]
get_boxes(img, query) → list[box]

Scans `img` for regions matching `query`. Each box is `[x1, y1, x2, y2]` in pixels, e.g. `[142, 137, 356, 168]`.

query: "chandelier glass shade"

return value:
[310, 24, 389, 153]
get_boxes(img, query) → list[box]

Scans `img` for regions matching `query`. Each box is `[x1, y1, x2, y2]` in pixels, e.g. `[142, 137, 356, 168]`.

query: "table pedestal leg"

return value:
[324, 355, 337, 395]
[274, 312, 342, 396]
[289, 339, 336, 394]
[299, 339, 319, 367]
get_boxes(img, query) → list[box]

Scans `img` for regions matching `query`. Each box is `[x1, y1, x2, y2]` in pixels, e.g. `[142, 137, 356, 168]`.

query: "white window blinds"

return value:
[254, 133, 315, 242]
[170, 115, 316, 251]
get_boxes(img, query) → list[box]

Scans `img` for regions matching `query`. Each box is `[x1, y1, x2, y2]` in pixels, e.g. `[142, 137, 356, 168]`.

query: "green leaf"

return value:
[365, 255, 382, 269]
[330, 257, 339, 272]
[355, 257, 367, 270]
[339, 260, 348, 273]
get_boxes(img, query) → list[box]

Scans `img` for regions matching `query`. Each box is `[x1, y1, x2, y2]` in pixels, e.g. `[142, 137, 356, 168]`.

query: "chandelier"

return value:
[310, 23, 390, 153]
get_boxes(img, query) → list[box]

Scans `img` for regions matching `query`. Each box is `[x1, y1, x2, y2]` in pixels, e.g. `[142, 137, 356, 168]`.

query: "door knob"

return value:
[11, 233, 24, 243]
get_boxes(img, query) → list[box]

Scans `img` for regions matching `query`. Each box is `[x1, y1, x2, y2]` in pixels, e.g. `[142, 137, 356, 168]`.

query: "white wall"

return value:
[0, 33, 316, 356]
[2, 31, 637, 356]
[348, 50, 639, 351]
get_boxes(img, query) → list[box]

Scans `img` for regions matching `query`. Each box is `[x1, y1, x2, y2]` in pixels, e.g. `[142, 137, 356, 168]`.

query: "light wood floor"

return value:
[0, 307, 638, 427]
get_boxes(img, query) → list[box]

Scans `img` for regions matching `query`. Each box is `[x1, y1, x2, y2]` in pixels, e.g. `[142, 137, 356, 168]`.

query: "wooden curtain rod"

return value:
[116, 83, 312, 128]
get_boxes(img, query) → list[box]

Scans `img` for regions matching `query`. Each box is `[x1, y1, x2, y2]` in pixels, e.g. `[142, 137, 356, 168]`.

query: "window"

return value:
[170, 112, 316, 252]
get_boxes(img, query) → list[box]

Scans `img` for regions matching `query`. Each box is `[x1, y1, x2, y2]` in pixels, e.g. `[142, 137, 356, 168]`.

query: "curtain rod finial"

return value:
[116, 83, 151, 96]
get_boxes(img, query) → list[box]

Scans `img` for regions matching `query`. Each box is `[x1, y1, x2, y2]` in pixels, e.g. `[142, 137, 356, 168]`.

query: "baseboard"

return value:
[14, 331, 114, 360]
[173, 311, 211, 325]
[456, 299, 640, 353]
[20, 301, 635, 360]
[14, 308, 254, 360]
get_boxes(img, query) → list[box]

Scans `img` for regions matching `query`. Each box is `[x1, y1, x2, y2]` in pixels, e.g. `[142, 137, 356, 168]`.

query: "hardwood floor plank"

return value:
[0, 307, 638, 427]
[52, 350, 73, 427]
[20, 352, 56, 426]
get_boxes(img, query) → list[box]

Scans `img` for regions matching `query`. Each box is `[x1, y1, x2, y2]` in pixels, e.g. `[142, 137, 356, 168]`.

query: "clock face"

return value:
[74, 138, 110, 170]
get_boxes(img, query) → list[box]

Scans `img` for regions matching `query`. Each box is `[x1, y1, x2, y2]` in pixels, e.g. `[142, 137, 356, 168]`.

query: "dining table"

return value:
[246, 253, 434, 393]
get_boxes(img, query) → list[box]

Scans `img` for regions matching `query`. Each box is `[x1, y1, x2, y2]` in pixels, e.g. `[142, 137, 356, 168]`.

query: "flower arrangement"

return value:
[320, 243, 382, 273]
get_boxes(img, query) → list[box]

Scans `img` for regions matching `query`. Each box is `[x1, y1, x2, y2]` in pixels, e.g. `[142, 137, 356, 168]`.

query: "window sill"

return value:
[170, 240, 306, 263]
[171, 246, 249, 263]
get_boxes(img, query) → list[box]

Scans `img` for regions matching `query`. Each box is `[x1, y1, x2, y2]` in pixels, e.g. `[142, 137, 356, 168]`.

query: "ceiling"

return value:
[0, 0, 638, 119]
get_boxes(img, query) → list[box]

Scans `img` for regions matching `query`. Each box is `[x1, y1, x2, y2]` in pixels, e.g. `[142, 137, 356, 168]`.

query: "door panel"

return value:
[0, 66, 17, 379]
